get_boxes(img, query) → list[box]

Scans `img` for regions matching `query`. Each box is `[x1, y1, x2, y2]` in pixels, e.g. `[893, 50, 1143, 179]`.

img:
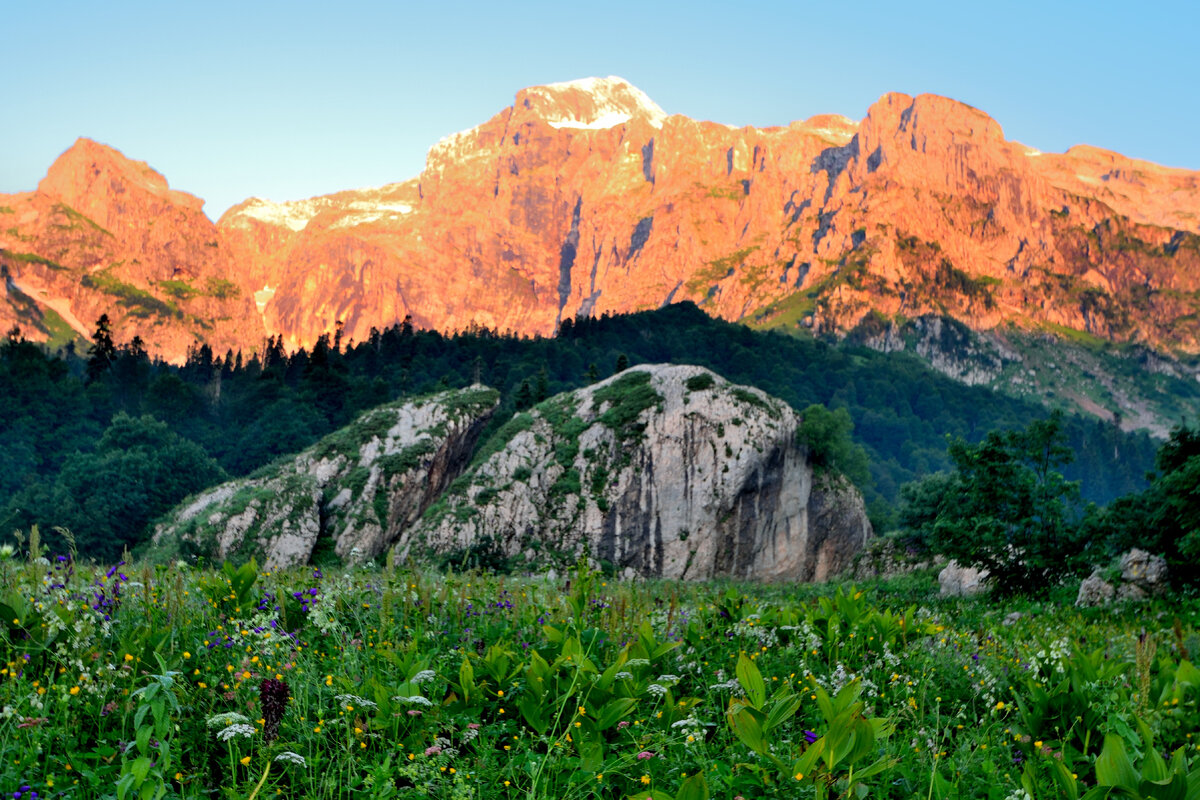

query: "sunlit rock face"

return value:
[216, 78, 1200, 357]
[0, 138, 264, 361]
[6, 78, 1200, 362]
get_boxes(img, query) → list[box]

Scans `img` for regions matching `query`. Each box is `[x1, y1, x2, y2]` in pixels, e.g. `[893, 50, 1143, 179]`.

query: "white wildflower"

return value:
[216, 723, 256, 741]
[274, 751, 306, 765]
[334, 694, 377, 709]
[206, 712, 250, 729]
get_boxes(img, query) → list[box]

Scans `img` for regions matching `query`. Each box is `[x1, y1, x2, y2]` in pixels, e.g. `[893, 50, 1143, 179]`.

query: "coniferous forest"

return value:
[1, 302, 1157, 561]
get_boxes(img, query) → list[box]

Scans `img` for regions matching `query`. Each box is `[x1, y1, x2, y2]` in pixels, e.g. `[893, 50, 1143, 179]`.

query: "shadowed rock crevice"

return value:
[555, 196, 583, 324]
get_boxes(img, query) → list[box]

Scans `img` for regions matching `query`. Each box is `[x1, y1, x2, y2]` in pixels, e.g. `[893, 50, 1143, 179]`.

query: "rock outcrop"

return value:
[6, 78, 1200, 391]
[1075, 548, 1169, 606]
[938, 560, 989, 596]
[213, 78, 1200, 359]
[151, 386, 498, 568]
[395, 365, 872, 581]
[0, 139, 265, 362]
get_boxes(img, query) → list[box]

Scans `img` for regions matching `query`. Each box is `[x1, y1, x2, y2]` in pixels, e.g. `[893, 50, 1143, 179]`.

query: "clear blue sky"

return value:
[3, 0, 1196, 220]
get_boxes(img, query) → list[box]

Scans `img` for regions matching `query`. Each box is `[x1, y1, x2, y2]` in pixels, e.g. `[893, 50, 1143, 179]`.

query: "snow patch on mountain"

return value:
[236, 198, 326, 232]
[531, 76, 667, 130]
[331, 201, 414, 229]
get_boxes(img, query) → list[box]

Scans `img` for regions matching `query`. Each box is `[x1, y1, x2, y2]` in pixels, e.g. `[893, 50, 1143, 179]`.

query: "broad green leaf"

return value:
[596, 648, 629, 690]
[578, 740, 604, 772]
[595, 697, 637, 731]
[842, 716, 876, 765]
[727, 705, 767, 755]
[675, 772, 710, 800]
[1095, 735, 1139, 792]
[1139, 774, 1189, 800]
[1143, 743, 1170, 784]
[1050, 760, 1081, 800]
[764, 694, 802, 731]
[736, 654, 766, 709]
[813, 684, 835, 725]
[116, 771, 137, 800]
[652, 640, 683, 660]
[628, 792, 674, 800]
[852, 755, 895, 783]
[458, 656, 474, 703]
[135, 725, 152, 755]
[130, 756, 152, 783]
[791, 741, 824, 780]
[518, 696, 548, 735]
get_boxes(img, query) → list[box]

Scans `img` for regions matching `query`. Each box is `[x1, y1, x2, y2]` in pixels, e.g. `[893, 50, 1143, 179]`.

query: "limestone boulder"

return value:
[1119, 549, 1168, 591]
[1075, 571, 1117, 607]
[396, 364, 872, 581]
[152, 386, 498, 568]
[1075, 549, 1168, 606]
[938, 560, 989, 596]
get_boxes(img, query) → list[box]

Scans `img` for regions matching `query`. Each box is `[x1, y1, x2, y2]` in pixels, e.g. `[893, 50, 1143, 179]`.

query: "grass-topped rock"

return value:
[151, 385, 498, 568]
[396, 364, 872, 580]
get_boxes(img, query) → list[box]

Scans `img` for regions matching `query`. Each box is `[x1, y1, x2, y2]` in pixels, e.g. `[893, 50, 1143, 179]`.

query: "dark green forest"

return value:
[0, 302, 1158, 560]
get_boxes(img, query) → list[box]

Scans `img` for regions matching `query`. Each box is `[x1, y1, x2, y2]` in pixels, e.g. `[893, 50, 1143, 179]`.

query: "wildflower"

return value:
[334, 693, 376, 709]
[240, 756, 251, 766]
[217, 723, 256, 741]
[206, 712, 251, 729]
[260, 677, 290, 743]
[637, 751, 655, 760]
[641, 775, 651, 785]
[425, 745, 443, 756]
[274, 751, 306, 765]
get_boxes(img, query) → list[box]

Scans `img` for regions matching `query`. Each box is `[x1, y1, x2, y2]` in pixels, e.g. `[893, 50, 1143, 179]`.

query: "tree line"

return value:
[0, 302, 1159, 560]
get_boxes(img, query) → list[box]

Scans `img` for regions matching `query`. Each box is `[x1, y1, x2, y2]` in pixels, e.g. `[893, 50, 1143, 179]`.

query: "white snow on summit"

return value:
[533, 76, 667, 130]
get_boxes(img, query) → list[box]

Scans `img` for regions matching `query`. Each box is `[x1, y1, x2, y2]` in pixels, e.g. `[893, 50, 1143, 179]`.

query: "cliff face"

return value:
[396, 365, 873, 581]
[6, 79, 1200, 364]
[0, 139, 265, 361]
[216, 79, 1200, 355]
[150, 386, 498, 568]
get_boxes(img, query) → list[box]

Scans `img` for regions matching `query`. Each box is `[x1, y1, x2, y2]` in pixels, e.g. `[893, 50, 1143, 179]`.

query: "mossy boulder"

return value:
[397, 365, 872, 581]
[152, 385, 498, 567]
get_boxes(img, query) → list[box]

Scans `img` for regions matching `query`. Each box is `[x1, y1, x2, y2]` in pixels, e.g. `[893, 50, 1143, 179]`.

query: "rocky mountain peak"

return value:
[515, 75, 668, 130]
[37, 138, 204, 223]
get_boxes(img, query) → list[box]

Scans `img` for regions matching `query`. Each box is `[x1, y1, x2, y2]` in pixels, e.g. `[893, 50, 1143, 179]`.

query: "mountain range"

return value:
[4, 76, 1199, 432]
